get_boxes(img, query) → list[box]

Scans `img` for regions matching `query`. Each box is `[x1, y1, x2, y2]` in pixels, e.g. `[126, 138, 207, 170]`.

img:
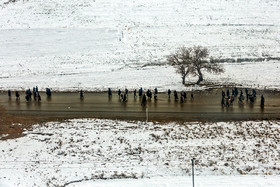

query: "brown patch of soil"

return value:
[0, 106, 64, 140]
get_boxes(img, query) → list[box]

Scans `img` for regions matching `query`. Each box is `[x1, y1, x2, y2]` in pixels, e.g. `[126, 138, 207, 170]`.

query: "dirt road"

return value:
[1, 89, 279, 122]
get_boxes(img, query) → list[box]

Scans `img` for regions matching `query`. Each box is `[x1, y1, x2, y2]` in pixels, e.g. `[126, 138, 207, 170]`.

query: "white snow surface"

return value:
[0, 0, 280, 91]
[0, 119, 279, 186]
[0, 58, 279, 91]
[1, 0, 279, 60]
[72, 176, 280, 187]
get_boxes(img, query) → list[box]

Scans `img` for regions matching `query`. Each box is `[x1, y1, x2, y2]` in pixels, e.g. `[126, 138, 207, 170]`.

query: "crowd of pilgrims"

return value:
[8, 86, 51, 102]
[106, 87, 194, 105]
[221, 87, 265, 107]
[8, 86, 264, 107]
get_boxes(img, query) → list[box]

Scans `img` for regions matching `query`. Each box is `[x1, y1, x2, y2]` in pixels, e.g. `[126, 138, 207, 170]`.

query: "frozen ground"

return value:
[0, 119, 279, 186]
[0, 0, 279, 59]
[71, 176, 280, 187]
[0, 58, 279, 91]
[0, 0, 280, 91]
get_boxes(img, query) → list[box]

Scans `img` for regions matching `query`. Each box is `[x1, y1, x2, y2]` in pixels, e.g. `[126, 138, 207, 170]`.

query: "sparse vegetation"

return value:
[167, 46, 224, 85]
[1, 119, 279, 186]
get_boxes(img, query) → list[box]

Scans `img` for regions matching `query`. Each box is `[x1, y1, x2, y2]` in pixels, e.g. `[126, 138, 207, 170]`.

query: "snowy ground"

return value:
[0, 58, 279, 91]
[0, 119, 279, 186]
[1, 0, 279, 60]
[1, 1, 280, 186]
[72, 176, 280, 187]
[0, 0, 280, 91]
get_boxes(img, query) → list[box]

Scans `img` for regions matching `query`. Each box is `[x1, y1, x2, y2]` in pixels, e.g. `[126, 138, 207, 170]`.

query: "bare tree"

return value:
[168, 46, 224, 85]
[191, 46, 224, 84]
[167, 47, 192, 85]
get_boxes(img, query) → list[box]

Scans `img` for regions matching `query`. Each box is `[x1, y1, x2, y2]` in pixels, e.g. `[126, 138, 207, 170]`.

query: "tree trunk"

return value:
[196, 69, 203, 84]
[182, 74, 186, 85]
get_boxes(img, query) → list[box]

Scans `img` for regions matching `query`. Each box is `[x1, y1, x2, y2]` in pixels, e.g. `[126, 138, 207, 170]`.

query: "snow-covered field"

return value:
[0, 58, 279, 91]
[71, 176, 280, 187]
[1, 0, 279, 60]
[1, 1, 280, 187]
[0, 0, 280, 91]
[0, 119, 279, 186]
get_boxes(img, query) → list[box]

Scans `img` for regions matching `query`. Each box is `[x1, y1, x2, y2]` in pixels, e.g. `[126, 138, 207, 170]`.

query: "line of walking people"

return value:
[167, 89, 194, 103]
[115, 88, 158, 105]
[7, 86, 53, 102]
[108, 88, 194, 106]
[221, 87, 265, 107]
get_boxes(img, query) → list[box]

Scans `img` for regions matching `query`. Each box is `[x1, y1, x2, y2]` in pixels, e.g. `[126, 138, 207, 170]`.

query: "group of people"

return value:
[7, 86, 52, 102]
[7, 87, 265, 107]
[221, 87, 265, 107]
[25, 86, 42, 102]
[8, 90, 20, 100]
[111, 88, 194, 105]
[168, 89, 194, 103]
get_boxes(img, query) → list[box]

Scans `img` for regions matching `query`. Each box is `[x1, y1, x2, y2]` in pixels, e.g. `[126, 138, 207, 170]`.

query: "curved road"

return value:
[0, 89, 280, 122]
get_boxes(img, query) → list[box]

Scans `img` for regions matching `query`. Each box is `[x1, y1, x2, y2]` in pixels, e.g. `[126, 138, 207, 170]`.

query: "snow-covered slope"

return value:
[0, 60, 279, 91]
[1, 0, 280, 59]
[0, 119, 279, 186]
[0, 0, 279, 91]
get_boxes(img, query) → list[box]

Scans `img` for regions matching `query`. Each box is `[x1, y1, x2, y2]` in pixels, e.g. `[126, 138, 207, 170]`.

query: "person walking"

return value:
[15, 91, 20, 100]
[80, 89, 84, 100]
[261, 95, 265, 107]
[133, 89, 137, 98]
[118, 89, 121, 98]
[191, 92, 194, 101]
[168, 89, 171, 98]
[108, 88, 112, 97]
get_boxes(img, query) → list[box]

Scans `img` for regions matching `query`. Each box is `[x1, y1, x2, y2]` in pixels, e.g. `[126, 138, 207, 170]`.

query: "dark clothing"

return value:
[253, 89, 257, 97]
[147, 89, 152, 99]
[245, 88, 249, 100]
[222, 91, 225, 98]
[249, 95, 255, 102]
[221, 98, 225, 106]
[141, 94, 146, 105]
[168, 89, 171, 98]
[108, 88, 112, 96]
[46, 88, 51, 97]
[261, 95, 265, 106]
[226, 90, 230, 97]
[174, 91, 178, 100]
[134, 89, 137, 98]
[154, 88, 158, 95]
[234, 87, 238, 96]
[180, 95, 184, 103]
[139, 88, 143, 97]
[123, 94, 127, 102]
[15, 91, 20, 99]
[183, 92, 187, 99]
[230, 96, 234, 104]
[226, 97, 230, 107]
[33, 92, 37, 101]
[238, 96, 243, 103]
[25, 95, 29, 101]
[80, 90, 84, 99]
[118, 89, 121, 96]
